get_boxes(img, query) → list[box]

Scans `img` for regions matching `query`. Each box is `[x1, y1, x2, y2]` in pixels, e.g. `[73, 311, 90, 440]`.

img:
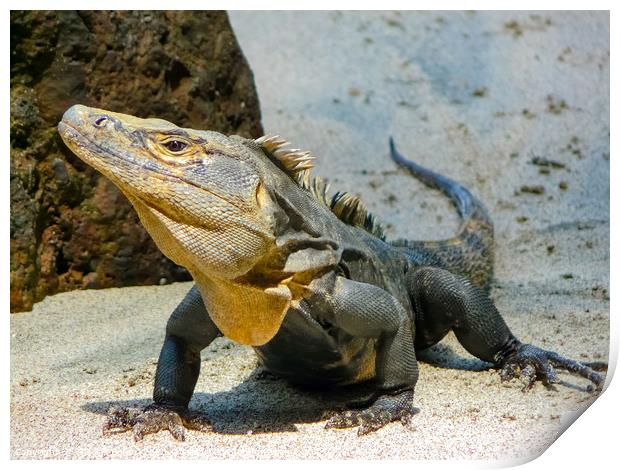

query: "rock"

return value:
[10, 11, 263, 312]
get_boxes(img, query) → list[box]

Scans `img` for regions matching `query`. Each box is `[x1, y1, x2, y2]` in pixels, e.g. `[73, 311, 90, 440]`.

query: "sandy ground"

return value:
[10, 11, 609, 460]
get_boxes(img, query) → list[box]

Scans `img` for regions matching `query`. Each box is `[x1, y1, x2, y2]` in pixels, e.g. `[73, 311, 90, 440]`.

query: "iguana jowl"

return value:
[58, 104, 606, 440]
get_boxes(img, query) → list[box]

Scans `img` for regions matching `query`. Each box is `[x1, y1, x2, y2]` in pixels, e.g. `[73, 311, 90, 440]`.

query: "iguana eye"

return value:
[163, 140, 188, 152]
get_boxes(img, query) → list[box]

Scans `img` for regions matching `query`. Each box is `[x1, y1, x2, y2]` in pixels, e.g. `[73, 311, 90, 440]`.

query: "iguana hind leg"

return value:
[408, 267, 605, 391]
[498, 344, 606, 392]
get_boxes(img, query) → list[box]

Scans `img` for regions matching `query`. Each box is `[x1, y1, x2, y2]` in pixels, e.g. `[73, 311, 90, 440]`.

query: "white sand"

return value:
[10, 11, 609, 460]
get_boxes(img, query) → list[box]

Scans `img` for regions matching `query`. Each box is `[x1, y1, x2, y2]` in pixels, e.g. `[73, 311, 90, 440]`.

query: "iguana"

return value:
[58, 104, 606, 441]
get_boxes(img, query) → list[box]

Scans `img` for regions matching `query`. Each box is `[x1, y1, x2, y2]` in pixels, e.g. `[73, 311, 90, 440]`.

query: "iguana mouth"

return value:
[59, 120, 167, 176]
[58, 121, 89, 150]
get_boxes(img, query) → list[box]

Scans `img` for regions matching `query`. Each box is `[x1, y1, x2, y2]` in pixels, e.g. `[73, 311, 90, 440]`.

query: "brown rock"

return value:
[10, 11, 263, 312]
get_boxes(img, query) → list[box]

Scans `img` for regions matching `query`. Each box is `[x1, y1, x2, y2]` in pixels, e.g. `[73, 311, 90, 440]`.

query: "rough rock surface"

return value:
[10, 11, 263, 312]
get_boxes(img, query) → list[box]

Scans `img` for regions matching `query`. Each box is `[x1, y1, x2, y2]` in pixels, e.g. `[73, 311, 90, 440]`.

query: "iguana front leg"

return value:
[320, 277, 419, 435]
[408, 267, 606, 391]
[104, 285, 221, 441]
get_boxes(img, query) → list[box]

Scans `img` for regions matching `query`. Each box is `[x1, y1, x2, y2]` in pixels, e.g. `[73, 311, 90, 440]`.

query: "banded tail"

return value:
[389, 138, 494, 290]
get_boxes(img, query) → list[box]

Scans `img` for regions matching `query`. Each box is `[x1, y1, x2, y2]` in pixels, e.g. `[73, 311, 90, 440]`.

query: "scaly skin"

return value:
[58, 104, 606, 441]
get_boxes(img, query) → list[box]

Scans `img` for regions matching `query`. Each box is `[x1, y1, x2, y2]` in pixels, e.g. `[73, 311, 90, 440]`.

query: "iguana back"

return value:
[258, 136, 495, 290]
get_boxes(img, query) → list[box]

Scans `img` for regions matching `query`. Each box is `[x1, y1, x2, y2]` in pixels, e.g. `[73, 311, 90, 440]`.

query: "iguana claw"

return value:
[499, 344, 606, 392]
[325, 389, 416, 435]
[104, 403, 212, 441]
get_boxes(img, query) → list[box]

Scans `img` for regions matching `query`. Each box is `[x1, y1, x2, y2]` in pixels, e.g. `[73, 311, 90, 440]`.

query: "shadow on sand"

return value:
[82, 367, 380, 435]
[416, 343, 492, 372]
[84, 343, 593, 437]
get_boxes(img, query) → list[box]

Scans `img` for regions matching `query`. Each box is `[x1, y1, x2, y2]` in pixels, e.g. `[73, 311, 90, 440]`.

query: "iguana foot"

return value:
[104, 403, 212, 441]
[500, 343, 607, 392]
[325, 389, 415, 435]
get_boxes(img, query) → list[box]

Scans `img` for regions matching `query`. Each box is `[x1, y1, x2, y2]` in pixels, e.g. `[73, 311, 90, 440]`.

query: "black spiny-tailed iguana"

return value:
[58, 104, 606, 440]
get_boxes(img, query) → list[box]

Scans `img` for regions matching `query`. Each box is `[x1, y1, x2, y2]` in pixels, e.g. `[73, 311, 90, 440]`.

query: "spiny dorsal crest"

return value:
[330, 191, 386, 240]
[255, 134, 385, 240]
[255, 134, 315, 176]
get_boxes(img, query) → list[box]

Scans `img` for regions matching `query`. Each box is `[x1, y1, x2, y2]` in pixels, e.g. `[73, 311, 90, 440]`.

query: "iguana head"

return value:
[58, 104, 281, 279]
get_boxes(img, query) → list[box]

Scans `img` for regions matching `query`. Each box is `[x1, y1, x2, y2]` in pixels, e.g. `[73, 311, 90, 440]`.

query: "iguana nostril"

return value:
[94, 116, 108, 127]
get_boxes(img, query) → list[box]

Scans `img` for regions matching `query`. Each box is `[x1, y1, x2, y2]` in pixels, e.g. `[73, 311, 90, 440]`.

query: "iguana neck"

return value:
[190, 220, 342, 347]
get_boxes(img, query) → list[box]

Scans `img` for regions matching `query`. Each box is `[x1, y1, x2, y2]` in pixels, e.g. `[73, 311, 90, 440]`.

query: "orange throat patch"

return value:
[193, 271, 293, 346]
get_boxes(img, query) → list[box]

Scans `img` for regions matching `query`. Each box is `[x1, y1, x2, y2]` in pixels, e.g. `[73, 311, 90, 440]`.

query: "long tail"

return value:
[389, 138, 494, 290]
